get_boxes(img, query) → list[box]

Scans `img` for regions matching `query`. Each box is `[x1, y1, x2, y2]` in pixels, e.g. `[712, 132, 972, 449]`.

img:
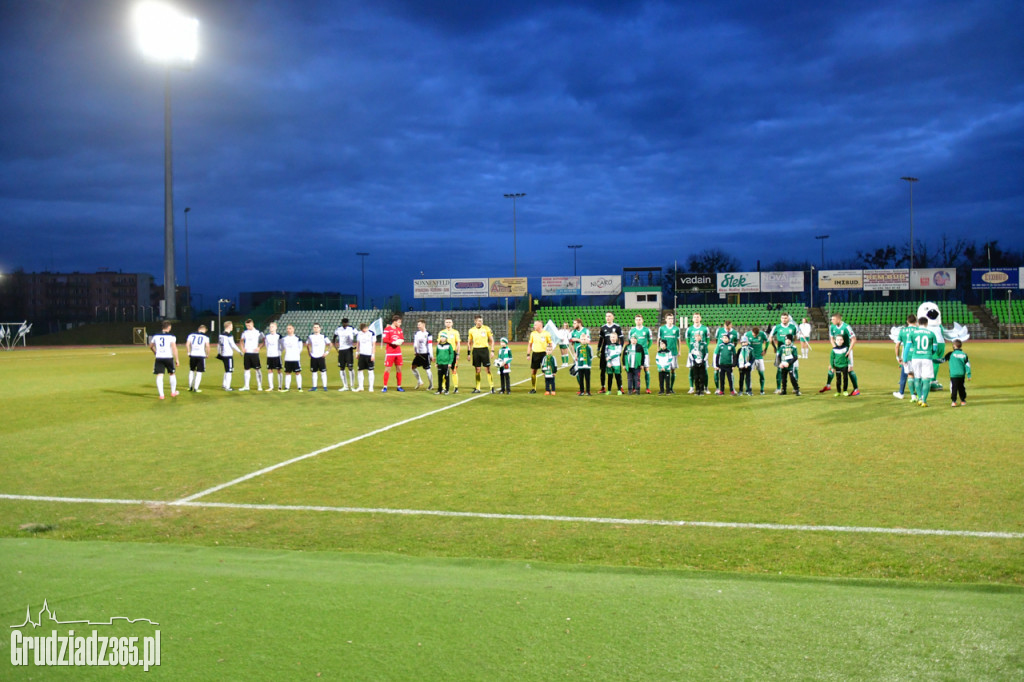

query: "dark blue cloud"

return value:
[0, 0, 1021, 307]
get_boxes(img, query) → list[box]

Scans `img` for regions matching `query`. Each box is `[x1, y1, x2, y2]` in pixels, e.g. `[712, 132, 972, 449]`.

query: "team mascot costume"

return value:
[890, 301, 970, 391]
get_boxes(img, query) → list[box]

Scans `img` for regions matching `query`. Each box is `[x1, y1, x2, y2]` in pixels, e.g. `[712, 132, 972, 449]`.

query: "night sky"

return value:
[1, 0, 1021, 307]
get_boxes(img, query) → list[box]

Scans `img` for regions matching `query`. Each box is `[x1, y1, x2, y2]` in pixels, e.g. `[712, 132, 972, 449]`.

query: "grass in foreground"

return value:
[2, 538, 1022, 680]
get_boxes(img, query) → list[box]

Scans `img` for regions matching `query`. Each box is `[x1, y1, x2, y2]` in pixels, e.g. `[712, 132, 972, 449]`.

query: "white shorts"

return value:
[752, 359, 765, 372]
[902, 361, 913, 375]
[910, 358, 934, 380]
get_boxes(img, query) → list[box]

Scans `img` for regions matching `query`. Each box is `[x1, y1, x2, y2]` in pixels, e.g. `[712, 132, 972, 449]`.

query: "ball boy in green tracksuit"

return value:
[495, 337, 513, 394]
[945, 339, 971, 407]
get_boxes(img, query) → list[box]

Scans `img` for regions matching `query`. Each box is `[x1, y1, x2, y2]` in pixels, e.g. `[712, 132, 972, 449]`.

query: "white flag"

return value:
[544, 320, 560, 347]
[0, 326, 7, 340]
[16, 321, 28, 338]
[370, 317, 384, 346]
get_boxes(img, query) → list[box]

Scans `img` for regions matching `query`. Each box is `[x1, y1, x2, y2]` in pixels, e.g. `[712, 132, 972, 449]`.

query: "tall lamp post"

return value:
[901, 177, 919, 270]
[356, 252, 369, 308]
[133, 1, 198, 320]
[814, 234, 829, 269]
[503, 193, 526, 276]
[568, 244, 583, 276]
[183, 206, 191, 318]
[217, 298, 230, 333]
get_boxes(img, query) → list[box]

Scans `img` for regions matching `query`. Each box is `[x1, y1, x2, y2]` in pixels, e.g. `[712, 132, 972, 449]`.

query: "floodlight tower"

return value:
[901, 177, 919, 270]
[133, 1, 198, 319]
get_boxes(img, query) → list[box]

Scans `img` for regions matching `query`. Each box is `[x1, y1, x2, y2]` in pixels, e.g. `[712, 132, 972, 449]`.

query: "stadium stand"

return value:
[824, 301, 977, 325]
[270, 309, 390, 339]
[986, 299, 1024, 324]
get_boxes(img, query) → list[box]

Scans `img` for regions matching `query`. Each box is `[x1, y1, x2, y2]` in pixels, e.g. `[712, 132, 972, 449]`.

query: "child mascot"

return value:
[891, 301, 970, 390]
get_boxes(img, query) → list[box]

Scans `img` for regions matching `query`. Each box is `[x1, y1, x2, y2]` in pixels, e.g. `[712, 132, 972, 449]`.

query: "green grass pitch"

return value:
[1, 340, 1022, 679]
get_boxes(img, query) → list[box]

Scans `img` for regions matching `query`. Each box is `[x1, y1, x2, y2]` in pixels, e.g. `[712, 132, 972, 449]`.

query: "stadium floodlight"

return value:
[356, 253, 370, 309]
[901, 177, 919, 270]
[133, 1, 198, 320]
[503, 193, 526, 277]
[132, 2, 199, 64]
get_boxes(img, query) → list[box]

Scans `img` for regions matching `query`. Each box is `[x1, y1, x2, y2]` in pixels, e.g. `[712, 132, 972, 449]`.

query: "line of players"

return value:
[148, 310, 861, 400]
[540, 310, 853, 397]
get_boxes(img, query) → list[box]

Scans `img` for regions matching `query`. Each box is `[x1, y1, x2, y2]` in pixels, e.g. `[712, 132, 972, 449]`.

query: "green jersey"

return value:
[541, 355, 558, 377]
[655, 350, 674, 372]
[686, 324, 710, 350]
[624, 344, 645, 370]
[743, 330, 768, 360]
[605, 343, 622, 368]
[436, 344, 455, 366]
[829, 322, 856, 348]
[771, 321, 799, 346]
[778, 343, 799, 366]
[496, 346, 512, 369]
[688, 341, 708, 365]
[575, 344, 593, 369]
[658, 325, 681, 355]
[629, 326, 653, 351]
[715, 342, 737, 365]
[908, 328, 935, 360]
[570, 327, 589, 352]
[716, 327, 739, 346]
[830, 345, 851, 369]
[945, 349, 971, 378]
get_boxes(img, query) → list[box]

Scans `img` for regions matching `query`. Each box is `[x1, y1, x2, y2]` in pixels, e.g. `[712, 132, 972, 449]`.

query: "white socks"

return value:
[156, 376, 164, 398]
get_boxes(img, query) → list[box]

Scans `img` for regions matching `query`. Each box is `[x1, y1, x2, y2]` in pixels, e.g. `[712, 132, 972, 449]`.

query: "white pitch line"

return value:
[1, 493, 1022, 539]
[171, 380, 527, 505]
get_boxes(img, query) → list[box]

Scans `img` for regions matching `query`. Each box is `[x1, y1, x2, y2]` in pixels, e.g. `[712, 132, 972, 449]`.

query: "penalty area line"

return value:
[171, 378, 530, 505]
[1, 494, 1021, 540]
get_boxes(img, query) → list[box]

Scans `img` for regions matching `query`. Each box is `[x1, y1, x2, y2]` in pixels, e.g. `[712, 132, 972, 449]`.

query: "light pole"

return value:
[568, 244, 583, 276]
[503, 193, 526, 276]
[183, 206, 191, 318]
[815, 234, 829, 269]
[217, 298, 230, 333]
[356, 252, 369, 308]
[133, 1, 198, 320]
[901, 177, 918, 270]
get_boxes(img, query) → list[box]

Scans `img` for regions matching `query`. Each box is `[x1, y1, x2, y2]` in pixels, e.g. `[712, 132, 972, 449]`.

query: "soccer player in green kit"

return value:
[743, 326, 769, 395]
[908, 317, 936, 407]
[684, 312, 710, 394]
[628, 314, 654, 394]
[657, 312, 682, 394]
[818, 313, 861, 396]
[769, 312, 799, 393]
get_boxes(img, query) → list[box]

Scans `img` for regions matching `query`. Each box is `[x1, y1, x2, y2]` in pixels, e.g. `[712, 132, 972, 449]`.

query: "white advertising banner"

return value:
[716, 272, 761, 293]
[541, 276, 581, 296]
[413, 279, 452, 299]
[759, 271, 804, 293]
[910, 268, 956, 290]
[449, 278, 489, 298]
[580, 275, 622, 296]
[863, 269, 909, 291]
[818, 270, 864, 290]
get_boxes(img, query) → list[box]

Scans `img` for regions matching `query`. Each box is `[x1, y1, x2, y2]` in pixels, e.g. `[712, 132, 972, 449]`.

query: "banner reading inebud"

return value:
[818, 270, 863, 290]
[717, 272, 760, 293]
[580, 275, 622, 296]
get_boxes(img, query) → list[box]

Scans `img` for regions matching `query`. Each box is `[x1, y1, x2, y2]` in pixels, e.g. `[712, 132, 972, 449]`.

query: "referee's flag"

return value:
[544, 320, 560, 346]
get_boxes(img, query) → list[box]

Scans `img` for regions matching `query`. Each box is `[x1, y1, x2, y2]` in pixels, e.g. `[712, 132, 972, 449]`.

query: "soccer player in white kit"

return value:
[217, 321, 242, 391]
[334, 318, 356, 391]
[354, 322, 377, 392]
[186, 324, 210, 392]
[306, 323, 330, 392]
[149, 321, 180, 399]
[264, 322, 283, 391]
[280, 325, 304, 391]
[239, 318, 264, 391]
[411, 319, 434, 390]
[798, 318, 813, 359]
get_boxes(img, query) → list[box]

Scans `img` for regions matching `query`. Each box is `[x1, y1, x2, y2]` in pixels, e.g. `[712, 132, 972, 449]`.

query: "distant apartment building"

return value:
[0, 270, 157, 330]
